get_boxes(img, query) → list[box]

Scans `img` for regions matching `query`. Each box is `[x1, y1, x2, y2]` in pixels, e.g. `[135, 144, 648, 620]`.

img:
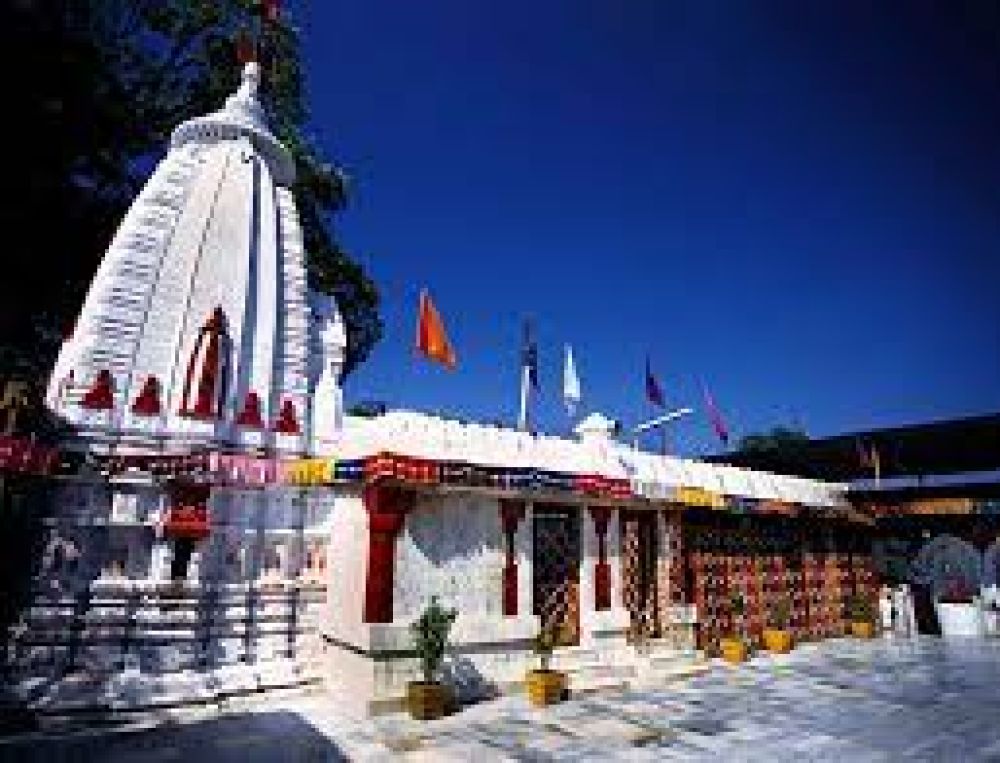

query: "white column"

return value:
[517, 502, 534, 622]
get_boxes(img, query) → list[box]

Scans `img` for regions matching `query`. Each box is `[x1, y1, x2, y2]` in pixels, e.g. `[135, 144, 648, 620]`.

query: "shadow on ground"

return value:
[0, 710, 347, 763]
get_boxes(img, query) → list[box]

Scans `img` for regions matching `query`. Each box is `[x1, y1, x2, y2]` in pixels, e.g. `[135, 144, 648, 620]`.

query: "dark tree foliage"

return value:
[736, 426, 811, 456]
[732, 426, 815, 477]
[1, 0, 381, 394]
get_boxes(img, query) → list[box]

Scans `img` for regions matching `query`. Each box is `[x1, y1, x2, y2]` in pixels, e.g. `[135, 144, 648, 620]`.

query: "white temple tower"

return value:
[47, 62, 345, 454]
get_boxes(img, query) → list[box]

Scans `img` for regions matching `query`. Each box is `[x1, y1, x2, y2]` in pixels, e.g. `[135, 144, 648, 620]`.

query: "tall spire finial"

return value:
[238, 61, 261, 100]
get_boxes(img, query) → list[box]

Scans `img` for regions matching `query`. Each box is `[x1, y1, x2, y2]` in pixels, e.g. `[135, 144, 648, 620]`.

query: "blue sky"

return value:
[298, 1, 999, 456]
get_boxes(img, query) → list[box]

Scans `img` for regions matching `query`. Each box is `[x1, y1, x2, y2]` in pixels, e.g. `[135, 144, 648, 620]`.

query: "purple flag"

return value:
[701, 382, 730, 445]
[645, 357, 664, 407]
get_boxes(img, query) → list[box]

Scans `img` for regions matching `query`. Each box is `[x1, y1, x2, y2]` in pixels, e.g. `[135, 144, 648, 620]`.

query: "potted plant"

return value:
[719, 591, 749, 663]
[763, 596, 794, 653]
[406, 597, 458, 720]
[936, 577, 983, 637]
[525, 625, 567, 706]
[847, 593, 876, 638]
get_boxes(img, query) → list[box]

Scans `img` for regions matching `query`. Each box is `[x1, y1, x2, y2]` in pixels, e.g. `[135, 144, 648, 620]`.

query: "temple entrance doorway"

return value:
[532, 505, 581, 647]
[621, 510, 658, 640]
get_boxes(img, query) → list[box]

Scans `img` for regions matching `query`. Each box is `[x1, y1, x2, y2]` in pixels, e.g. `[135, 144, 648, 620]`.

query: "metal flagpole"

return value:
[633, 408, 694, 453]
[518, 365, 530, 431]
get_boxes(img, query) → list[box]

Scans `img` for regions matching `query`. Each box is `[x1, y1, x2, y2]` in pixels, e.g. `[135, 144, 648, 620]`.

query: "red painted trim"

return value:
[589, 506, 613, 610]
[180, 307, 228, 419]
[499, 500, 526, 616]
[362, 484, 413, 623]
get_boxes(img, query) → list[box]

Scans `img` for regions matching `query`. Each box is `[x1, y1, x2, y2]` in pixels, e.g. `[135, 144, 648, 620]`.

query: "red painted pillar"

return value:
[590, 506, 612, 610]
[500, 500, 526, 617]
[363, 484, 413, 623]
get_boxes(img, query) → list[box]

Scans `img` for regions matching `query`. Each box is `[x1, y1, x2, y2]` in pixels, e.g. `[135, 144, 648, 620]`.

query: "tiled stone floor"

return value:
[3, 636, 1000, 761]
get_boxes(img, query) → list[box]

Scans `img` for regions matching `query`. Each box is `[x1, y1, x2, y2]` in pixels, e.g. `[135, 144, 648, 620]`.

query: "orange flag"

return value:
[415, 290, 457, 369]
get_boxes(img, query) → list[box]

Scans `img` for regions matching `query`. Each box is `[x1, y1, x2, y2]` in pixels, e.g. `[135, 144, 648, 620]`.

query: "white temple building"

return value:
[47, 61, 343, 453]
[7, 63, 876, 717]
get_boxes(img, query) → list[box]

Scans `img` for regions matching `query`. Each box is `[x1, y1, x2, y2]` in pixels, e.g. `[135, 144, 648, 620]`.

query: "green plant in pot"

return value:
[847, 593, 875, 638]
[525, 624, 567, 706]
[406, 597, 458, 720]
[720, 591, 749, 663]
[763, 596, 794, 653]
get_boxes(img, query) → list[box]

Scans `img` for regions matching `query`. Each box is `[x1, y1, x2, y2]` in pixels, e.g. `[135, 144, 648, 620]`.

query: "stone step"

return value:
[550, 647, 601, 669]
[564, 662, 635, 695]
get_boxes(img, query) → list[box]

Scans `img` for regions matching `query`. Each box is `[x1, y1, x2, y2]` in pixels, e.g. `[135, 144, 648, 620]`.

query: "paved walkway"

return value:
[4, 637, 1000, 761]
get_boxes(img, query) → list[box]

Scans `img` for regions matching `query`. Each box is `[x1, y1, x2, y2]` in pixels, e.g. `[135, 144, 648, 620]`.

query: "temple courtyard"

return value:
[4, 636, 1000, 762]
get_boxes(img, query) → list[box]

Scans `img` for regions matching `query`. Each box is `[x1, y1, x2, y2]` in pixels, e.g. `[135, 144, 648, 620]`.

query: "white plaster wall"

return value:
[322, 489, 368, 646]
[517, 503, 534, 623]
[579, 507, 630, 651]
[393, 493, 505, 623]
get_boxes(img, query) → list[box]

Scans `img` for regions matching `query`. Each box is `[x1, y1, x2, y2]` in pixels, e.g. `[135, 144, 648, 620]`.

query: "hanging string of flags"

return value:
[0, 435, 60, 476]
[73, 448, 868, 517]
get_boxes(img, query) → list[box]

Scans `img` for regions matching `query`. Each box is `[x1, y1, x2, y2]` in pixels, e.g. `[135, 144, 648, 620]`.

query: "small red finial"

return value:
[131, 376, 162, 416]
[272, 399, 300, 434]
[236, 27, 256, 64]
[81, 370, 115, 410]
[236, 391, 264, 428]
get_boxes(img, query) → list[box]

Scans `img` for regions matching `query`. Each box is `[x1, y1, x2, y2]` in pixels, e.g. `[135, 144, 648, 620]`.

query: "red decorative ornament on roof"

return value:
[131, 376, 161, 416]
[236, 391, 264, 428]
[81, 370, 115, 410]
[272, 399, 300, 434]
[179, 307, 230, 420]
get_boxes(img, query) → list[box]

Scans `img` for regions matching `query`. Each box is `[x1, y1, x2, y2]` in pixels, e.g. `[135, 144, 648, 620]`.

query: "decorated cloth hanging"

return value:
[573, 474, 632, 500]
[675, 486, 726, 509]
[282, 457, 335, 486]
[725, 496, 758, 514]
[756, 499, 799, 516]
[160, 505, 210, 540]
[0, 436, 59, 475]
[365, 453, 440, 485]
[334, 459, 365, 482]
[208, 453, 278, 486]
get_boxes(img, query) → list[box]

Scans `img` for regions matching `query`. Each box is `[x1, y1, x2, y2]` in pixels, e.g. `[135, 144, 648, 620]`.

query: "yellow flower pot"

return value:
[406, 681, 449, 720]
[525, 669, 567, 706]
[719, 637, 748, 663]
[851, 621, 875, 639]
[762, 628, 793, 653]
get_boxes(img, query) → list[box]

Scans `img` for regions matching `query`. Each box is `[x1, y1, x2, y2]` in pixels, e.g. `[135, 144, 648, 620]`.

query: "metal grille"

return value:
[532, 507, 581, 646]
[621, 511, 658, 639]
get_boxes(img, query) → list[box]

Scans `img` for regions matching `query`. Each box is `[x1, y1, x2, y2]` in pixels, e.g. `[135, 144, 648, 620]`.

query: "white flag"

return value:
[563, 344, 581, 416]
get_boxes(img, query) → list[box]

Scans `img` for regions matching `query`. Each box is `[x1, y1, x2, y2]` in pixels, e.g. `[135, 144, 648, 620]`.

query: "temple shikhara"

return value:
[5, 62, 996, 718]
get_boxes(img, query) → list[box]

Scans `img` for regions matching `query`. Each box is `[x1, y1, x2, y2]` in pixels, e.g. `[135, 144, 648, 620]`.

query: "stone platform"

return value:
[5, 636, 1000, 760]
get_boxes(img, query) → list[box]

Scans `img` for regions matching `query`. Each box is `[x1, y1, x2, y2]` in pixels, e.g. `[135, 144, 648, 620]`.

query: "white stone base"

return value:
[936, 602, 985, 637]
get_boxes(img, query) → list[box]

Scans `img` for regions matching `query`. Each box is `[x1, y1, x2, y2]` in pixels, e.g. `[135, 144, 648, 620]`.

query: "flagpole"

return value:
[518, 365, 530, 431]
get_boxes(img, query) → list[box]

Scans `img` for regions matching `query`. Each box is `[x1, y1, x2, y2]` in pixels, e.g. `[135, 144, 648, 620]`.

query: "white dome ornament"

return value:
[309, 293, 347, 455]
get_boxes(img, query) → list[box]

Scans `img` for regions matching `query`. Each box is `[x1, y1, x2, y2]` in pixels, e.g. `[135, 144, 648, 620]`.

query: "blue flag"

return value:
[645, 357, 664, 407]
